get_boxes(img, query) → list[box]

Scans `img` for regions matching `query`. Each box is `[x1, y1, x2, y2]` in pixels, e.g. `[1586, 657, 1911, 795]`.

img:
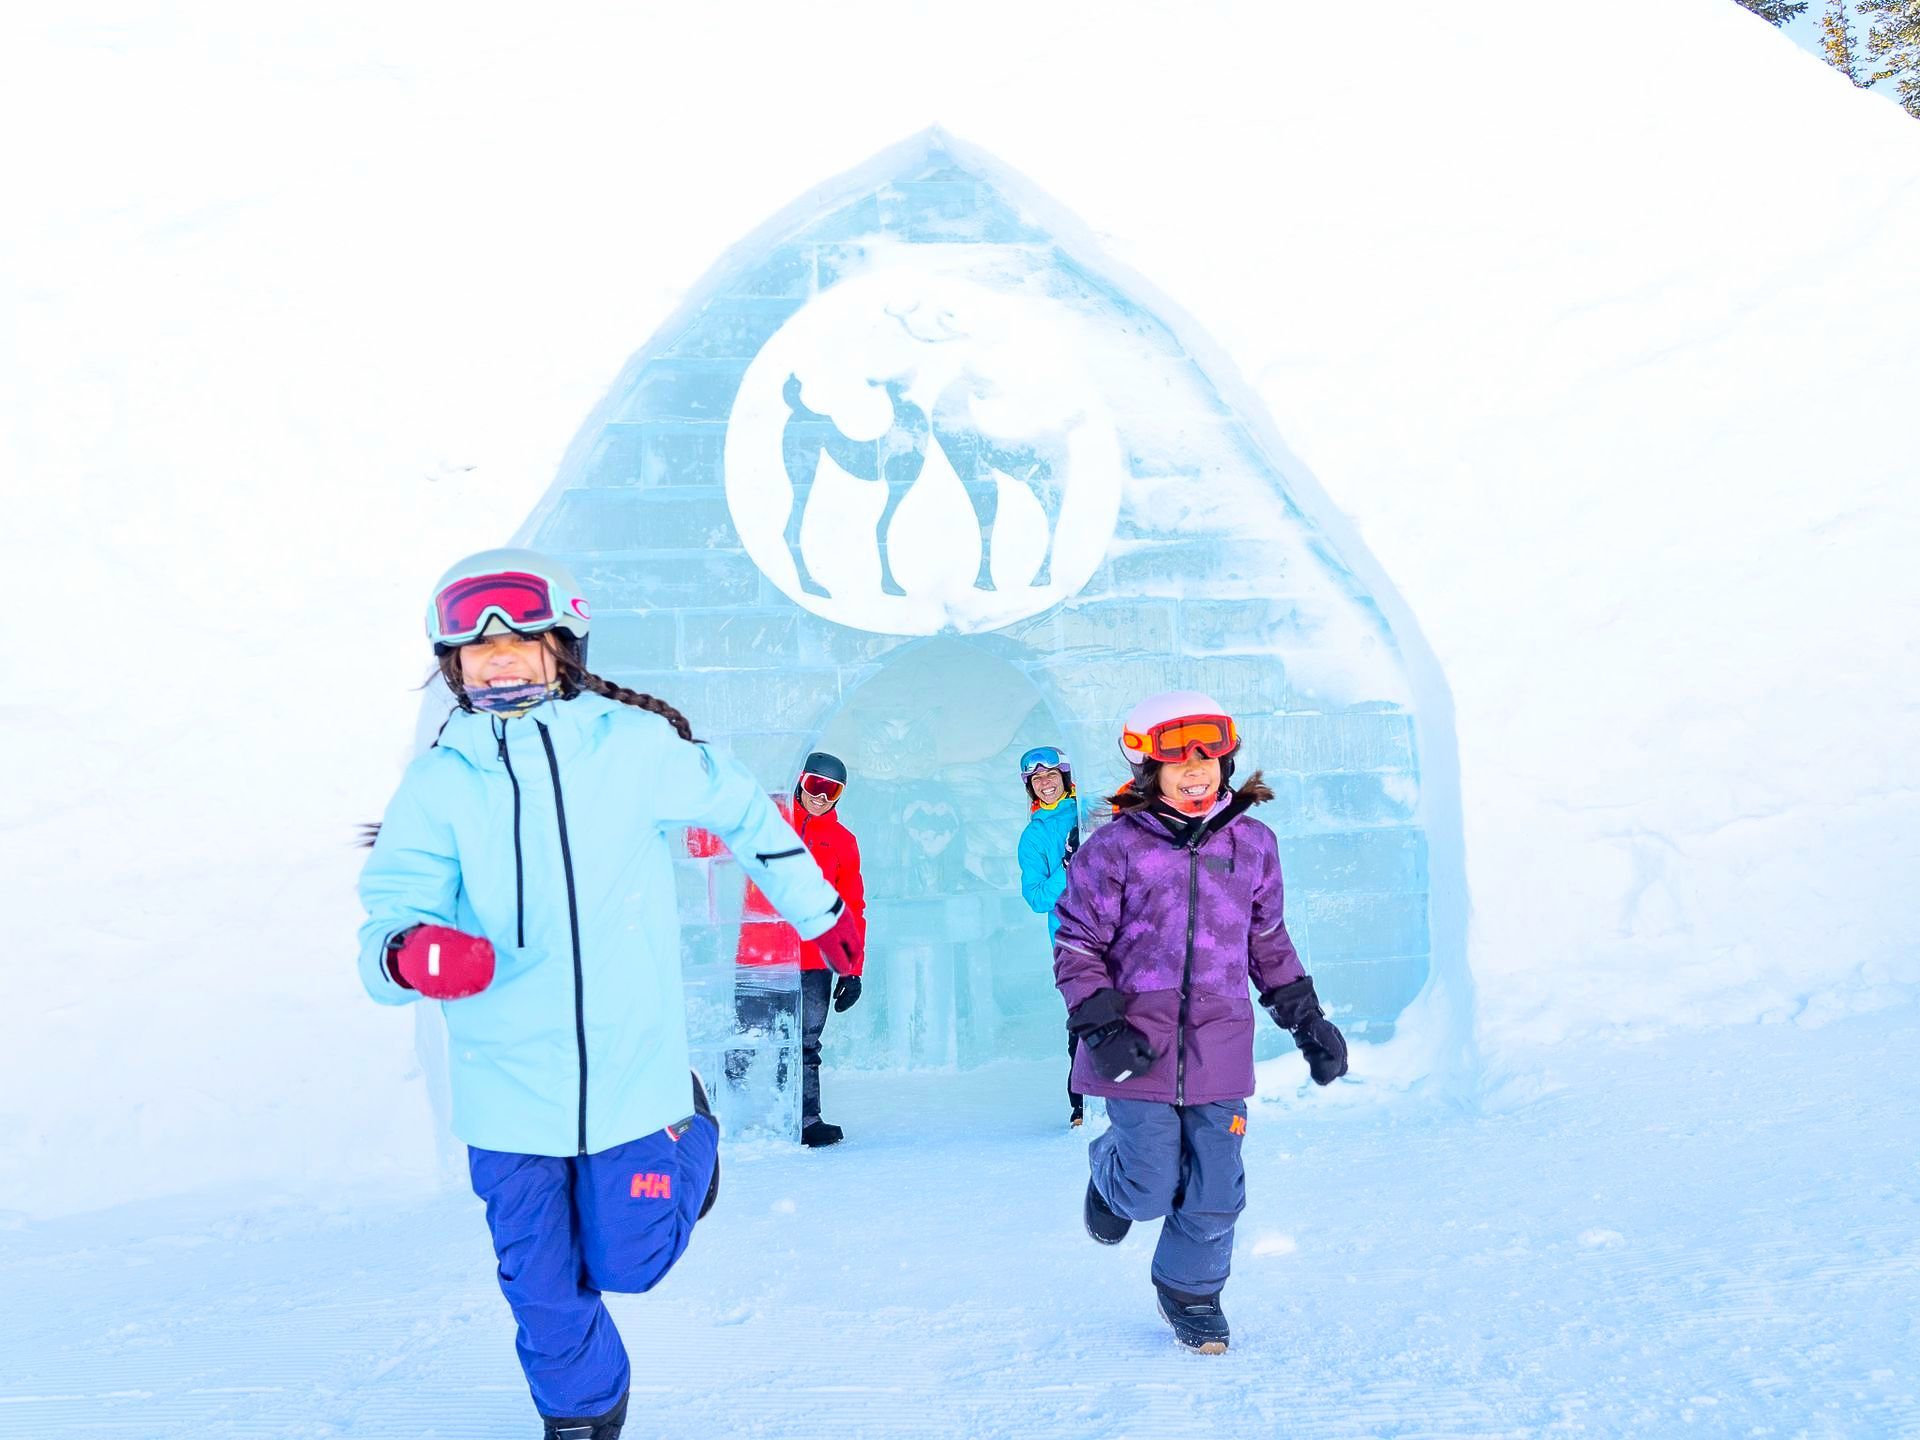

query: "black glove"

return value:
[832, 974, 862, 1013]
[1259, 976, 1349, 1086]
[1292, 1016, 1348, 1085]
[1068, 988, 1157, 1084]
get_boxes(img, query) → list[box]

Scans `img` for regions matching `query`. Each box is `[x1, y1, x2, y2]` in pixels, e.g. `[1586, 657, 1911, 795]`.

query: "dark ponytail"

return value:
[557, 650, 703, 744]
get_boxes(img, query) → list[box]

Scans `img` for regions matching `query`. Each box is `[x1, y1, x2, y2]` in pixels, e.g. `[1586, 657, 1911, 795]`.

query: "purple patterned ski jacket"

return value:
[1053, 793, 1305, 1104]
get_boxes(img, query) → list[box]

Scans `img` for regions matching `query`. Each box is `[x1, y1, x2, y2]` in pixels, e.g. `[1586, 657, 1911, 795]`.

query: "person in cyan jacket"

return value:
[733, 751, 867, 1147]
[358, 548, 863, 1440]
[1054, 690, 1348, 1355]
[1015, 744, 1086, 1127]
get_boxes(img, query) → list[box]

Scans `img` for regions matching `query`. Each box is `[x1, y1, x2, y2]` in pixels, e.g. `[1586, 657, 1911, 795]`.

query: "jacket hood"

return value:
[437, 690, 624, 772]
[1117, 776, 1271, 849]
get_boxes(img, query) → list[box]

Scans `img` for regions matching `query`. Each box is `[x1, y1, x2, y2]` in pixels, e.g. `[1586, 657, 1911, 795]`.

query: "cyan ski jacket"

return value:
[1018, 794, 1082, 939]
[358, 690, 840, 1157]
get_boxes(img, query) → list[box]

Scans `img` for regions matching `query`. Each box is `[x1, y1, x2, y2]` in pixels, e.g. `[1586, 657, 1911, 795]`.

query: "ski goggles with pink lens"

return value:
[798, 773, 845, 802]
[1121, 713, 1239, 765]
[432, 570, 562, 647]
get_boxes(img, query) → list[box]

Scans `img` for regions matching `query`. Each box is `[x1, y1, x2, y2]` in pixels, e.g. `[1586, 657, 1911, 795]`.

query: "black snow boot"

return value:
[1084, 1179, 1131, 1245]
[542, 1388, 629, 1439]
[800, 1119, 844, 1147]
[690, 1070, 719, 1220]
[1155, 1283, 1230, 1354]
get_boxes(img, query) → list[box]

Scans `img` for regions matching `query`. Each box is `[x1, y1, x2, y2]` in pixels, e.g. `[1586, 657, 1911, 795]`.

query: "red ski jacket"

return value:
[737, 804, 866, 973]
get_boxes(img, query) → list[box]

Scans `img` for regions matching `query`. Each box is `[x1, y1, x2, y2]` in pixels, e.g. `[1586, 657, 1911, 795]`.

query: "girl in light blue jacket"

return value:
[358, 548, 862, 1440]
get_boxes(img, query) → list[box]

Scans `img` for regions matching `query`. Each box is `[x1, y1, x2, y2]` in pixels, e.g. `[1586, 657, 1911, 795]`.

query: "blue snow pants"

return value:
[1090, 1098, 1247, 1296]
[468, 1115, 719, 1420]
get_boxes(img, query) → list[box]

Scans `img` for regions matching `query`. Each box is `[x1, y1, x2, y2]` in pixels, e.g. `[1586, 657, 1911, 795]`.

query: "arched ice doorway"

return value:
[812, 638, 1067, 1072]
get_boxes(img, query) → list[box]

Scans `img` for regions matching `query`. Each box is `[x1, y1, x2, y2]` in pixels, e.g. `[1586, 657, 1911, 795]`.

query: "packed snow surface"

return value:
[3, 1007, 1915, 1438]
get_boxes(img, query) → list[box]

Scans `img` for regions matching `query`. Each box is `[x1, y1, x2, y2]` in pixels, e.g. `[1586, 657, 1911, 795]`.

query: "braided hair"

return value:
[433, 634, 702, 744]
[358, 635, 704, 847]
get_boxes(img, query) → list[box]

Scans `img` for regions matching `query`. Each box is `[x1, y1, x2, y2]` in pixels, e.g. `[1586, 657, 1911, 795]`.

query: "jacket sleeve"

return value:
[356, 761, 462, 1006]
[839, 829, 867, 938]
[656, 740, 841, 939]
[1017, 818, 1068, 916]
[1051, 830, 1124, 1012]
[1247, 833, 1307, 994]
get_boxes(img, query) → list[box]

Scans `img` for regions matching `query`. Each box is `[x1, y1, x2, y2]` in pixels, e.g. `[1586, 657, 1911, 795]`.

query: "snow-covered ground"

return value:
[6, 1004, 1914, 1439]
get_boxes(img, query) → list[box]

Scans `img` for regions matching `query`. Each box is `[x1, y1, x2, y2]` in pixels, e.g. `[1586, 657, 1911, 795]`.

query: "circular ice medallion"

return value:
[724, 267, 1123, 635]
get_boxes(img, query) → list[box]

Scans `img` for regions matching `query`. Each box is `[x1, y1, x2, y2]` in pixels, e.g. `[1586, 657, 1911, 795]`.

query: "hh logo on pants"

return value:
[630, 1172, 673, 1200]
[1229, 1115, 1247, 1136]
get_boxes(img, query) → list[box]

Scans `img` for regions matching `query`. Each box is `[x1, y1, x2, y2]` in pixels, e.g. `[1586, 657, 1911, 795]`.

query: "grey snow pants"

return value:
[1089, 1097, 1248, 1296]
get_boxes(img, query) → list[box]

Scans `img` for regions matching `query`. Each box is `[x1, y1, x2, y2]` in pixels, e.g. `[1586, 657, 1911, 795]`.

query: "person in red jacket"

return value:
[732, 751, 866, 1146]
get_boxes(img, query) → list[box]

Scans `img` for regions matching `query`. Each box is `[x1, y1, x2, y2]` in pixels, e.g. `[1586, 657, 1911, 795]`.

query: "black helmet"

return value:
[800, 751, 847, 786]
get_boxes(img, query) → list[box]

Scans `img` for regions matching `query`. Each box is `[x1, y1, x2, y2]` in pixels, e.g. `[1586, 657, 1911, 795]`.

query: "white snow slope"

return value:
[2, 0, 1917, 1223]
[2, 1008, 1916, 1438]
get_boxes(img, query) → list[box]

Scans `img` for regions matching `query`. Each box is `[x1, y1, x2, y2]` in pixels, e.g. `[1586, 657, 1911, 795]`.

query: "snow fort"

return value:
[493, 133, 1466, 1131]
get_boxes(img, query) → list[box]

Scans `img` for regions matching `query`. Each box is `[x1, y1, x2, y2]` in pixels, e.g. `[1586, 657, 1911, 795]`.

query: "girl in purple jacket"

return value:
[1053, 690, 1348, 1354]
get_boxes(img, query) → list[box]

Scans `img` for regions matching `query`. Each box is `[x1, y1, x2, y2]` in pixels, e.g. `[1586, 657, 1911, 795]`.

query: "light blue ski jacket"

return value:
[357, 690, 840, 1157]
[1017, 794, 1082, 940]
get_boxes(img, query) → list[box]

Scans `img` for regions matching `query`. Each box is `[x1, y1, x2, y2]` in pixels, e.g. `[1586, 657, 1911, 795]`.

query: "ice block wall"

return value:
[514, 135, 1452, 1129]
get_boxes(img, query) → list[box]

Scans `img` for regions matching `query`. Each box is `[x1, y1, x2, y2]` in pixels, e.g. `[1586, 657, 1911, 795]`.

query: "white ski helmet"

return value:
[1118, 690, 1241, 779]
[426, 548, 592, 655]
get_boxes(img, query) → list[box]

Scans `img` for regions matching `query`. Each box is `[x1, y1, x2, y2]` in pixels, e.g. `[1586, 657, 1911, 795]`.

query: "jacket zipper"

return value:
[535, 720, 589, 1156]
[1176, 842, 1199, 1106]
[495, 722, 525, 948]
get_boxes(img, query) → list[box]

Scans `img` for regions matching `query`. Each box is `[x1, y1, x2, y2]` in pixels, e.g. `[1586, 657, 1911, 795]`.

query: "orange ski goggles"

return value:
[1121, 713, 1239, 764]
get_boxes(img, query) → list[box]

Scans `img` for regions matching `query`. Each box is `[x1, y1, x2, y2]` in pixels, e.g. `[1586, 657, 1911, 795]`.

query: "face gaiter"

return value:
[467, 679, 562, 718]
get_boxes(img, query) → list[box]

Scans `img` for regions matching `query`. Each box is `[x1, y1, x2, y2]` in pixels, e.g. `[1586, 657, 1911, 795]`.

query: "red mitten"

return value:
[813, 900, 865, 977]
[390, 925, 495, 1000]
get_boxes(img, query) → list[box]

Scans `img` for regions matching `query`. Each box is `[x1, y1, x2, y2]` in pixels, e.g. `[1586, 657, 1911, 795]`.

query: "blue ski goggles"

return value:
[1019, 746, 1069, 778]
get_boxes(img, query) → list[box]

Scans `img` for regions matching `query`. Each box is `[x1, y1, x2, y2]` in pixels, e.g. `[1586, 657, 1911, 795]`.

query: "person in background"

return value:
[790, 752, 867, 1146]
[1016, 745, 1085, 1127]
[1053, 691, 1348, 1355]
[735, 751, 866, 1147]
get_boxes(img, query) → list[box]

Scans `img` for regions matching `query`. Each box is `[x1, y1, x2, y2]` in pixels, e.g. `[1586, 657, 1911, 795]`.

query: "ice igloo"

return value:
[510, 131, 1467, 1130]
